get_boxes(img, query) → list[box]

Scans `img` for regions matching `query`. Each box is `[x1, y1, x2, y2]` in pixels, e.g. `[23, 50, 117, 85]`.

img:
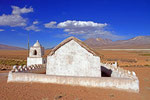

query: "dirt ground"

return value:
[0, 67, 150, 100]
[0, 50, 150, 100]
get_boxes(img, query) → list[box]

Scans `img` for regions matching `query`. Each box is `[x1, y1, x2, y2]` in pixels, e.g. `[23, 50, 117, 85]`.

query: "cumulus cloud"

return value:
[25, 25, 40, 32]
[44, 20, 122, 39]
[0, 14, 26, 27]
[0, 29, 4, 31]
[0, 6, 33, 27]
[44, 21, 57, 28]
[11, 6, 33, 15]
[57, 20, 107, 29]
[33, 21, 39, 25]
[57, 20, 107, 35]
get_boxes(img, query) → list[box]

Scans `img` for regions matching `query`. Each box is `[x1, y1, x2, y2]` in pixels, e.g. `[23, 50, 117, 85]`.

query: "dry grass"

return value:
[95, 50, 150, 67]
[0, 50, 51, 71]
[1, 49, 150, 71]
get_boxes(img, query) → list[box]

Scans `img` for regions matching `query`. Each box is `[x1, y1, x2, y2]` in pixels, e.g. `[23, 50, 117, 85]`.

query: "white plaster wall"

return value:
[7, 72, 139, 92]
[27, 57, 44, 66]
[46, 40, 101, 77]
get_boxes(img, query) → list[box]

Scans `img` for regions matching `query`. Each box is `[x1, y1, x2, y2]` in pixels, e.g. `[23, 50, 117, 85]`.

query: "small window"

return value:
[33, 50, 37, 55]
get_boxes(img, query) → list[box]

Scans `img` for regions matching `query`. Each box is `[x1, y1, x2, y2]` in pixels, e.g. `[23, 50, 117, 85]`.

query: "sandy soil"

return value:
[0, 67, 150, 100]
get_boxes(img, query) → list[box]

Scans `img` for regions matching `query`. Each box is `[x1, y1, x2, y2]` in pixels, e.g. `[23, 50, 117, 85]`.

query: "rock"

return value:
[13, 65, 17, 69]
[132, 71, 136, 76]
[18, 65, 22, 69]
[23, 65, 26, 69]
[15, 69, 18, 72]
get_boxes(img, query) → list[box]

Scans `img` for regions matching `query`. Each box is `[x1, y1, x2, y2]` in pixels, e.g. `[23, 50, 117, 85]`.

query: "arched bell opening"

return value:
[33, 50, 37, 55]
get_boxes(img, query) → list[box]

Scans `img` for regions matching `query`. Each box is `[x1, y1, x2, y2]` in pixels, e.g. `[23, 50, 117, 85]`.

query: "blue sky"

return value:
[0, 0, 150, 48]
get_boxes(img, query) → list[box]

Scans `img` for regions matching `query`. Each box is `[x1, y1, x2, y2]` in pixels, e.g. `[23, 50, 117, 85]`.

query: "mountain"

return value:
[84, 38, 112, 47]
[84, 36, 150, 49]
[0, 44, 25, 50]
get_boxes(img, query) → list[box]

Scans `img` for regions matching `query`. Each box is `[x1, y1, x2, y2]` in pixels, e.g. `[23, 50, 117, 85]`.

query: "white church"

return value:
[7, 36, 139, 92]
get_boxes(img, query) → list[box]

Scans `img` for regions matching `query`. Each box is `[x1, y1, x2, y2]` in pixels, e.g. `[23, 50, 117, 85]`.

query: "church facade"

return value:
[46, 37, 101, 77]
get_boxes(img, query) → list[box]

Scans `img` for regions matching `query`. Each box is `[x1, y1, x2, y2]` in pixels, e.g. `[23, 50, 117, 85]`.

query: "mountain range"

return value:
[0, 36, 150, 50]
[84, 36, 150, 49]
[0, 44, 25, 50]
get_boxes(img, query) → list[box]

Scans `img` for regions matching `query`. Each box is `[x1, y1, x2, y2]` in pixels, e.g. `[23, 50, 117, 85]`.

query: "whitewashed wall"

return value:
[7, 72, 139, 92]
[27, 57, 44, 66]
[46, 40, 101, 77]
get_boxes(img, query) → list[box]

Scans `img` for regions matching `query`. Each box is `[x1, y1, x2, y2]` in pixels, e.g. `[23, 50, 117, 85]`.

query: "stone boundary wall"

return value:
[7, 72, 139, 93]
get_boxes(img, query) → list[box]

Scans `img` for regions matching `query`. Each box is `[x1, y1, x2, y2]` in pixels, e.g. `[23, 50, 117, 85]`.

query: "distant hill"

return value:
[84, 36, 150, 49]
[1, 36, 150, 50]
[0, 44, 25, 50]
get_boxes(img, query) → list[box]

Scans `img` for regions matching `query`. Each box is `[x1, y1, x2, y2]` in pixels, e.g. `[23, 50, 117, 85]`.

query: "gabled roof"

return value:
[49, 36, 99, 56]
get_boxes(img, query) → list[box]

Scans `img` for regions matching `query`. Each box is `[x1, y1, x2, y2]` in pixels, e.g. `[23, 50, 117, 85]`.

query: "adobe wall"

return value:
[7, 72, 139, 92]
[46, 40, 101, 77]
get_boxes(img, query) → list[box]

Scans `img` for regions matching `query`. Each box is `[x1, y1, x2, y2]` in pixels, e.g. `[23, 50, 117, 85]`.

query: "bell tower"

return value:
[27, 40, 45, 66]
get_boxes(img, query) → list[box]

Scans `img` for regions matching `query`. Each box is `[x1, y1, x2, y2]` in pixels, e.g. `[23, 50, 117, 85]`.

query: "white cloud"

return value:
[44, 21, 57, 28]
[0, 29, 4, 31]
[25, 25, 40, 32]
[33, 21, 39, 25]
[0, 14, 26, 27]
[57, 20, 107, 29]
[11, 6, 33, 15]
[44, 20, 122, 39]
[0, 6, 33, 27]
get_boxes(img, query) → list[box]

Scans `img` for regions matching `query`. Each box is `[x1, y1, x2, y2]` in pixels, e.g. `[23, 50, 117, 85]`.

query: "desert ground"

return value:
[0, 49, 150, 100]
